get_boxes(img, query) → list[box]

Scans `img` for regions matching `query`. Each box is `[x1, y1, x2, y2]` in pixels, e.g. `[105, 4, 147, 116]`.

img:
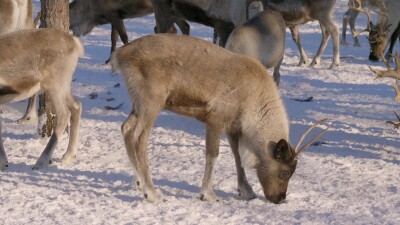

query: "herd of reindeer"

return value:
[0, 0, 399, 204]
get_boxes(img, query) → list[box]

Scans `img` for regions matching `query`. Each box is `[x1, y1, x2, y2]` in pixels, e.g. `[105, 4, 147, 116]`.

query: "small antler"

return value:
[294, 119, 330, 158]
[386, 111, 400, 129]
[369, 51, 400, 102]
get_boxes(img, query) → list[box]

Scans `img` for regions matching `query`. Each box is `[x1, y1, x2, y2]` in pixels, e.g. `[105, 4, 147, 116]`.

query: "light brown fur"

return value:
[111, 34, 297, 203]
[0, 29, 83, 170]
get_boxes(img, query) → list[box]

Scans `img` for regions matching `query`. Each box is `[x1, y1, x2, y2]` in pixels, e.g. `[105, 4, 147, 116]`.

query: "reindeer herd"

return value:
[0, 0, 398, 204]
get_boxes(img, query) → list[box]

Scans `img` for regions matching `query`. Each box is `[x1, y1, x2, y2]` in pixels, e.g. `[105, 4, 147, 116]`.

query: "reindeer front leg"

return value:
[227, 133, 256, 200]
[200, 125, 221, 201]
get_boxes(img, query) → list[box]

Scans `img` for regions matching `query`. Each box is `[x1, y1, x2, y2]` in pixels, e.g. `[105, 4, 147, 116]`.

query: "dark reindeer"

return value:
[150, 0, 263, 47]
[110, 34, 329, 203]
[69, 0, 190, 63]
[365, 0, 400, 61]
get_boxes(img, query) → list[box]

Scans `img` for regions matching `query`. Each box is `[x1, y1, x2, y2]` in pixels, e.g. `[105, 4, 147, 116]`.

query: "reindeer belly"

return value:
[0, 81, 40, 105]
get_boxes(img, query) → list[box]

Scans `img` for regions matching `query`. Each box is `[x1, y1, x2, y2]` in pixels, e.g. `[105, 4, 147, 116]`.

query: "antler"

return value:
[350, 0, 388, 38]
[294, 119, 330, 158]
[369, 51, 400, 102]
[349, 0, 372, 37]
[386, 111, 400, 129]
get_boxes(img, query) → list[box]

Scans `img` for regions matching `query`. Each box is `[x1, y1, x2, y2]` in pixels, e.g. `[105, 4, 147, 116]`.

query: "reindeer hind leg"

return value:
[61, 93, 82, 163]
[33, 91, 70, 170]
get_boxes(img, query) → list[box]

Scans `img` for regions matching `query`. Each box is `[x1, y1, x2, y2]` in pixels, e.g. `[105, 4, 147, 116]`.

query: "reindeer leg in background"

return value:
[106, 18, 128, 64]
[341, 8, 352, 45]
[0, 116, 8, 171]
[289, 25, 309, 67]
[348, 10, 361, 47]
[175, 19, 190, 35]
[310, 20, 339, 68]
[17, 94, 38, 125]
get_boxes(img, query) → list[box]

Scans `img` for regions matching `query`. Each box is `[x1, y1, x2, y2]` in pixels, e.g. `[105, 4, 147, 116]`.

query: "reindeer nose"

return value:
[267, 193, 286, 204]
[369, 54, 380, 62]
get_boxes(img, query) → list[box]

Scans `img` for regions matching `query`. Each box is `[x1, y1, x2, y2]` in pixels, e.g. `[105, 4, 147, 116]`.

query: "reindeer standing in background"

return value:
[246, 0, 340, 68]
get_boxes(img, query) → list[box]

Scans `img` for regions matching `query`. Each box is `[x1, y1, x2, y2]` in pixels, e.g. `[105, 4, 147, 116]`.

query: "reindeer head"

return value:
[347, 0, 389, 61]
[257, 119, 329, 204]
[368, 22, 391, 61]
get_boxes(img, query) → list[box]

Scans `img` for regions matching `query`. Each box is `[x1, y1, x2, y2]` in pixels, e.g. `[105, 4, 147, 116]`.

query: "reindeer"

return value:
[0, 29, 83, 171]
[366, 0, 400, 61]
[225, 9, 286, 85]
[69, 0, 190, 63]
[110, 34, 329, 203]
[0, 0, 33, 33]
[151, 0, 263, 47]
[341, 0, 384, 47]
[246, 0, 340, 68]
[0, 0, 39, 125]
[369, 51, 400, 128]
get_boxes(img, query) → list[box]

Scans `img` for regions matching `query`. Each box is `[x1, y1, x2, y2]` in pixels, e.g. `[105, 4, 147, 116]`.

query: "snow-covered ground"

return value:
[1, 0, 399, 224]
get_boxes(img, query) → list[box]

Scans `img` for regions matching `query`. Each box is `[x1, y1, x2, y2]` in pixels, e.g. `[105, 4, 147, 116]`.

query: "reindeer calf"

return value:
[111, 34, 328, 203]
[0, 29, 83, 170]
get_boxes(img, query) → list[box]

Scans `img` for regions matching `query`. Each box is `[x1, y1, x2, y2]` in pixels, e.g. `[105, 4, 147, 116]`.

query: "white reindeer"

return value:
[110, 34, 328, 203]
[0, 29, 83, 170]
[225, 9, 286, 85]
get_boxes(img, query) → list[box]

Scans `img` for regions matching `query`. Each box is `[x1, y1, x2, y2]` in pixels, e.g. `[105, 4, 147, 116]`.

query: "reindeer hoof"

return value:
[32, 160, 52, 170]
[199, 190, 218, 202]
[16, 115, 38, 125]
[0, 163, 8, 171]
[143, 189, 164, 203]
[61, 153, 76, 164]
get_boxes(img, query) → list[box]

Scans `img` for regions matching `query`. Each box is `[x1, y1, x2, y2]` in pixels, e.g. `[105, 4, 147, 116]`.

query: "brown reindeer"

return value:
[110, 34, 329, 203]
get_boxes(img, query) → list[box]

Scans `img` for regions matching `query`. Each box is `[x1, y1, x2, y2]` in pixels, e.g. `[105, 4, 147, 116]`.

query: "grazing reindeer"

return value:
[69, 0, 190, 63]
[0, 29, 83, 171]
[367, 0, 400, 61]
[110, 34, 329, 203]
[225, 9, 286, 85]
[247, 0, 340, 68]
[151, 0, 263, 47]
[0, 0, 38, 125]
[341, 0, 384, 47]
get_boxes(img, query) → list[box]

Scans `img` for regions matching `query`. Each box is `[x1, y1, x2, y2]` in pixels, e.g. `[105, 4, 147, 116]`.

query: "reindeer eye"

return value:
[279, 170, 291, 180]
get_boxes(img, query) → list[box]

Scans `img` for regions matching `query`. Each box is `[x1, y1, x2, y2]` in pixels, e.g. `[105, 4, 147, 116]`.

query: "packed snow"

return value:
[0, 0, 399, 224]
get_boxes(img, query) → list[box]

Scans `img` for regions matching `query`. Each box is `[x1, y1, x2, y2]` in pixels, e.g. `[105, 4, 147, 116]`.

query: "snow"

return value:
[0, 0, 399, 224]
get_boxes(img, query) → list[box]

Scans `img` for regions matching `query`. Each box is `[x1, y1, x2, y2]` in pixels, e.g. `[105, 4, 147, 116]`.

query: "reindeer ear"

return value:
[274, 139, 294, 163]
